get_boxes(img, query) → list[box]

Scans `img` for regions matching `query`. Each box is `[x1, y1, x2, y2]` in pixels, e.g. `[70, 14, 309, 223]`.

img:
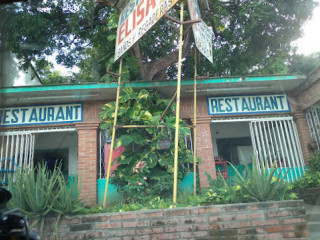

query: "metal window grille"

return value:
[98, 130, 109, 179]
[0, 132, 35, 181]
[250, 118, 305, 182]
[306, 104, 320, 150]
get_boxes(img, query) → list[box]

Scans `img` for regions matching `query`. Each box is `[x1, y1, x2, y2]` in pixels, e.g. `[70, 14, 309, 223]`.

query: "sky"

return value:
[294, 0, 320, 55]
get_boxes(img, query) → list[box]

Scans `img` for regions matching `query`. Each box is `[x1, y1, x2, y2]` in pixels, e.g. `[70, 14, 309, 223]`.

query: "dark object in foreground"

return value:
[0, 187, 40, 240]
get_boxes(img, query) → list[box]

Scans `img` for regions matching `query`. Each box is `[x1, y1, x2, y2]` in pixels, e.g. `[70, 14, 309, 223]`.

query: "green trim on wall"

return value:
[0, 75, 305, 94]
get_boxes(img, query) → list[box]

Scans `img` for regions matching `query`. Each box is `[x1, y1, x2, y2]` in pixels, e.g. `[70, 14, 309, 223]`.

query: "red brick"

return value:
[182, 217, 206, 224]
[237, 213, 263, 220]
[123, 236, 150, 240]
[267, 225, 294, 232]
[209, 215, 236, 222]
[108, 229, 136, 237]
[267, 211, 292, 218]
[96, 222, 121, 229]
[165, 225, 192, 232]
[257, 233, 282, 239]
[194, 224, 220, 231]
[139, 211, 164, 219]
[110, 213, 137, 220]
[223, 221, 251, 229]
[151, 233, 179, 240]
[60, 217, 80, 225]
[136, 228, 163, 235]
[252, 219, 279, 226]
[283, 232, 296, 238]
[123, 221, 149, 228]
[281, 218, 306, 224]
[179, 231, 208, 238]
[166, 209, 191, 216]
[193, 207, 219, 214]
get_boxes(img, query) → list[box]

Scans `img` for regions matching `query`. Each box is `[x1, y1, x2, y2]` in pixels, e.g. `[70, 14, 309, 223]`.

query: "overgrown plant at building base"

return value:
[100, 88, 197, 203]
[6, 164, 84, 233]
[204, 159, 297, 204]
[291, 150, 320, 190]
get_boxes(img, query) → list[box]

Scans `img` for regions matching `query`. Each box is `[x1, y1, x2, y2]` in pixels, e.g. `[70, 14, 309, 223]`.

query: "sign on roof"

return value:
[188, 0, 213, 63]
[115, 0, 179, 62]
[207, 94, 290, 115]
[0, 103, 83, 127]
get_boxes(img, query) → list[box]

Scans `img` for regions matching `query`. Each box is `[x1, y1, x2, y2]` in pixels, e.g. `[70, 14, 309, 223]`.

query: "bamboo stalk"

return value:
[173, 2, 184, 204]
[103, 57, 123, 208]
[160, 91, 177, 121]
[116, 125, 166, 128]
[193, 49, 197, 197]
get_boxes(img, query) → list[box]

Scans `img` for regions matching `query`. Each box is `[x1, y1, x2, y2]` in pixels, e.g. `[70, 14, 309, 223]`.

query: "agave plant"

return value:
[231, 157, 290, 202]
[8, 164, 62, 229]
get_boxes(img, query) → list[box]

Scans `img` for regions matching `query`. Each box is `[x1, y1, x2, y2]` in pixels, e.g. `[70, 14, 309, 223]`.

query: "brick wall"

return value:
[181, 97, 217, 188]
[293, 111, 314, 164]
[36, 200, 310, 240]
[76, 122, 99, 206]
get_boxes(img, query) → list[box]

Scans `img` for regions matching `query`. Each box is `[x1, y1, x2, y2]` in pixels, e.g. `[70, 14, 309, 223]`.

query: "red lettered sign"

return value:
[115, 0, 179, 61]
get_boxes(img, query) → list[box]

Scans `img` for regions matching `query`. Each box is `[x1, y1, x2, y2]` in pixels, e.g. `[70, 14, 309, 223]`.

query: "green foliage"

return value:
[51, 176, 84, 215]
[7, 164, 83, 230]
[291, 151, 320, 190]
[1, 0, 318, 82]
[203, 159, 295, 204]
[291, 171, 320, 190]
[83, 194, 204, 213]
[204, 174, 246, 204]
[288, 52, 320, 75]
[307, 150, 320, 173]
[100, 88, 196, 203]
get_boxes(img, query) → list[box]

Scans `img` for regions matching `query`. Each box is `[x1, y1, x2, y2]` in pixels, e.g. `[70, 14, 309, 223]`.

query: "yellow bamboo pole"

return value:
[173, 2, 184, 204]
[193, 49, 197, 197]
[103, 58, 123, 208]
[116, 125, 166, 128]
[160, 91, 177, 121]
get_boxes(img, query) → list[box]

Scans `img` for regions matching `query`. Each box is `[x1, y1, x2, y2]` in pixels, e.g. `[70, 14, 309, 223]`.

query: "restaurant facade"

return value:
[1, 66, 320, 206]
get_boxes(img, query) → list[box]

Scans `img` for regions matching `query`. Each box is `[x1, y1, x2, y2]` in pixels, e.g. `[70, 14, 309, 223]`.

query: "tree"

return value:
[288, 52, 320, 75]
[1, 0, 318, 83]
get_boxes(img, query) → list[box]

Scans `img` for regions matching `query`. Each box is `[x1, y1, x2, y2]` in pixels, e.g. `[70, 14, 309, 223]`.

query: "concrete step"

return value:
[307, 213, 320, 221]
[305, 204, 320, 240]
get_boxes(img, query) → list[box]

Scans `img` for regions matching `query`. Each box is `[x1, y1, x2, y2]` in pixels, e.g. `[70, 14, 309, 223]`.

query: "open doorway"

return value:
[211, 117, 305, 182]
[211, 121, 253, 179]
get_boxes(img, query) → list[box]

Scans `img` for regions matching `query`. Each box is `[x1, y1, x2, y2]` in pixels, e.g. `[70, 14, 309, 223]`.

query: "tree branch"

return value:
[140, 27, 193, 81]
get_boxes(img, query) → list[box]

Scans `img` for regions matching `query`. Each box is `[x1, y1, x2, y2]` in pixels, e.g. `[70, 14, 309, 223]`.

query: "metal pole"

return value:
[193, 49, 197, 197]
[173, 2, 184, 203]
[103, 58, 123, 208]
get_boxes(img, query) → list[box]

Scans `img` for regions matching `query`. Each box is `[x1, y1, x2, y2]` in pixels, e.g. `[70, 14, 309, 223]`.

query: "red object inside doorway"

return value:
[104, 144, 125, 174]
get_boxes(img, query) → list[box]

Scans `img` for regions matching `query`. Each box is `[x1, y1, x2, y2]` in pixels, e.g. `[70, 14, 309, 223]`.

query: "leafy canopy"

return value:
[1, 0, 318, 83]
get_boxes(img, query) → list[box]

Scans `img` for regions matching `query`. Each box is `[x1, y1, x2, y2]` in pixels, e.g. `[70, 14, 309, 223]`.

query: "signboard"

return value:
[207, 94, 290, 115]
[0, 103, 83, 127]
[115, 0, 179, 61]
[188, 0, 213, 63]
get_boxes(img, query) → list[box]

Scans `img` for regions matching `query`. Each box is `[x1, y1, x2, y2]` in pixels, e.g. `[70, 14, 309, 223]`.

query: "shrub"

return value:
[291, 151, 320, 191]
[204, 159, 295, 204]
[308, 150, 320, 173]
[100, 88, 198, 203]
